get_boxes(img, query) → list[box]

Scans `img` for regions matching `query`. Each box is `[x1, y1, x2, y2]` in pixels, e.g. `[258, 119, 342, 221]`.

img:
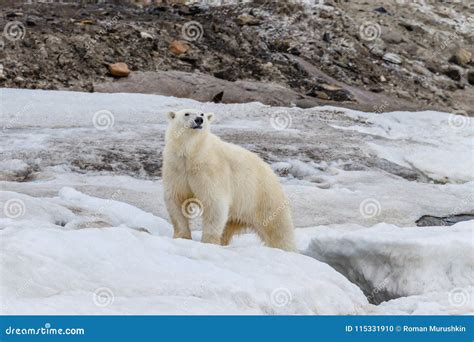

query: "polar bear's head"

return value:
[167, 109, 214, 133]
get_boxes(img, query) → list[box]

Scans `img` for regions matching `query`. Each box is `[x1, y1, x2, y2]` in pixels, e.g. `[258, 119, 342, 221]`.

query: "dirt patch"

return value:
[0, 1, 473, 113]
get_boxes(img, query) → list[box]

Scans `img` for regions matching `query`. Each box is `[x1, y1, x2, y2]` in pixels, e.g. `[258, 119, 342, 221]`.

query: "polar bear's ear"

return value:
[167, 111, 176, 120]
[206, 112, 214, 122]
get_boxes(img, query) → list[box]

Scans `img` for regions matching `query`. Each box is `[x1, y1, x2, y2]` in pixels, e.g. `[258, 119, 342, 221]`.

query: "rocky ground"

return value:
[0, 0, 473, 113]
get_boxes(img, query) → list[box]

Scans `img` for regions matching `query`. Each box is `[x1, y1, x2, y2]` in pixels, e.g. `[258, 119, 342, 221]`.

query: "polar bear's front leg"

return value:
[165, 196, 191, 240]
[201, 201, 229, 245]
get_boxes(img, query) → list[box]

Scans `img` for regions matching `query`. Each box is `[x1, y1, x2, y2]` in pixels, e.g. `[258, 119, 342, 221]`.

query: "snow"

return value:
[303, 221, 474, 305]
[330, 108, 474, 183]
[1, 88, 473, 315]
[54, 187, 172, 235]
[0, 196, 368, 314]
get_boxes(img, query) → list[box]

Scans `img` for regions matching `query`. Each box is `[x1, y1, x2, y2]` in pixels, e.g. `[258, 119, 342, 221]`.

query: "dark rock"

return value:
[370, 87, 384, 93]
[416, 214, 474, 227]
[214, 68, 238, 82]
[289, 46, 301, 56]
[212, 91, 224, 103]
[373, 7, 389, 14]
[6, 12, 22, 18]
[467, 70, 474, 85]
[322, 32, 331, 43]
[442, 66, 462, 81]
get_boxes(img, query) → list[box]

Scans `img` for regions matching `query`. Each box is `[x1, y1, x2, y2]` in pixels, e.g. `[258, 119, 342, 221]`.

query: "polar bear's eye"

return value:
[200, 113, 204, 117]
[184, 113, 190, 117]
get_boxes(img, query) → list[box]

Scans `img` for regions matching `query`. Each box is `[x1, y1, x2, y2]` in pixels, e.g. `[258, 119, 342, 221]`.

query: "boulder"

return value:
[383, 53, 402, 64]
[442, 65, 462, 81]
[169, 40, 189, 55]
[236, 14, 261, 26]
[108, 62, 130, 77]
[449, 48, 472, 66]
[467, 70, 474, 85]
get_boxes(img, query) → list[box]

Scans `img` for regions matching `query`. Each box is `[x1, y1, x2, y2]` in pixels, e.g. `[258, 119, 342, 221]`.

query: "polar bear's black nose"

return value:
[194, 117, 204, 125]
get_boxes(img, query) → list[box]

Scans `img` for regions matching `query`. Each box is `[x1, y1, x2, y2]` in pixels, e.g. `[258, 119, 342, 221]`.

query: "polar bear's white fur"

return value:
[163, 109, 296, 251]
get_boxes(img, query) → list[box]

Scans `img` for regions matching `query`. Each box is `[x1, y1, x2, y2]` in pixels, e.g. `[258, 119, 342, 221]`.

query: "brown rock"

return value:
[79, 19, 95, 25]
[236, 14, 261, 26]
[169, 40, 189, 55]
[449, 48, 472, 66]
[108, 62, 130, 77]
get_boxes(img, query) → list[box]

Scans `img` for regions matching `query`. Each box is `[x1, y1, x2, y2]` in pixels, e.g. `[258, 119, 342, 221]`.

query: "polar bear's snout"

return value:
[192, 116, 204, 129]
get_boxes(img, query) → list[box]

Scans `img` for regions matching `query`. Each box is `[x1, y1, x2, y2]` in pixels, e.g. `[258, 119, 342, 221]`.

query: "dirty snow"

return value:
[0, 88, 473, 315]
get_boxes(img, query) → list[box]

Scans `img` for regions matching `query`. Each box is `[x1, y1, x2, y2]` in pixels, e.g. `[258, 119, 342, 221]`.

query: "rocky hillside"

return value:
[0, 0, 473, 113]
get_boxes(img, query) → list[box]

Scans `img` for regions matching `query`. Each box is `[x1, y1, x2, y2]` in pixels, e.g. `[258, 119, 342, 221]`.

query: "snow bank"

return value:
[0, 191, 369, 314]
[375, 286, 474, 315]
[304, 221, 474, 305]
[332, 109, 474, 183]
[0, 159, 32, 182]
[55, 187, 172, 236]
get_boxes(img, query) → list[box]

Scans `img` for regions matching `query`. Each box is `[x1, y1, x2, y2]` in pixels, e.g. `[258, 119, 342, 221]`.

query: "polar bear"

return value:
[162, 109, 296, 251]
